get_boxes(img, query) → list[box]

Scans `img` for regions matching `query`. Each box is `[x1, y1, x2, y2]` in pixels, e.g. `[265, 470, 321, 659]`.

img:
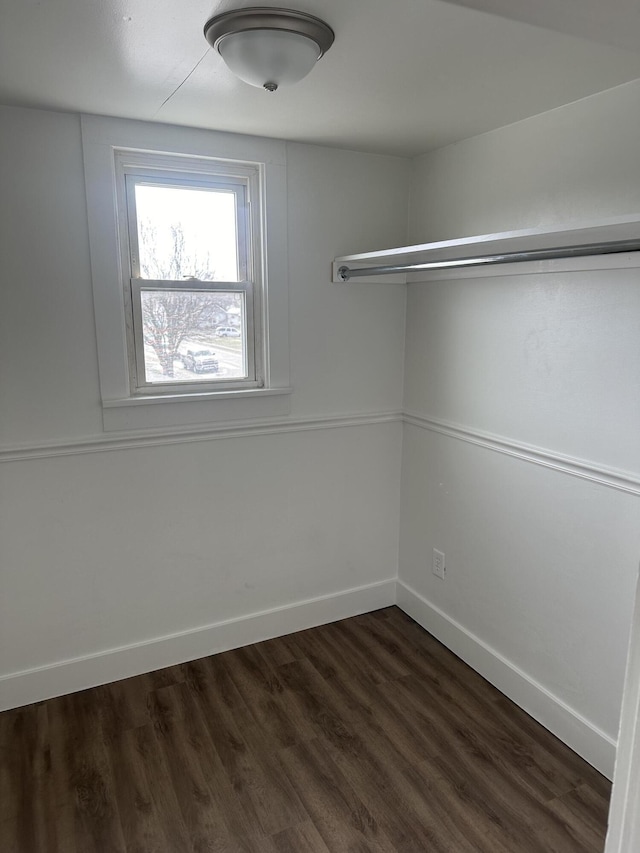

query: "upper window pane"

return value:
[134, 184, 239, 282]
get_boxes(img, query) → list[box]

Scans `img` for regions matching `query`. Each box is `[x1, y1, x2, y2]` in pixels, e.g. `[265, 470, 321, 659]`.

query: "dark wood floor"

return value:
[0, 607, 610, 852]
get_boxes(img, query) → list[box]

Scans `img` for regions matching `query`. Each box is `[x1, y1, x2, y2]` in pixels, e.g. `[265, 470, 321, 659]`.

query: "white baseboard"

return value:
[1, 575, 618, 781]
[0, 578, 397, 712]
[396, 579, 616, 779]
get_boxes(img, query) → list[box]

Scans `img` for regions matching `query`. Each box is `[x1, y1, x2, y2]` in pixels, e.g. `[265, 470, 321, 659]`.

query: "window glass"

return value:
[140, 289, 246, 383]
[134, 184, 239, 282]
[125, 171, 254, 391]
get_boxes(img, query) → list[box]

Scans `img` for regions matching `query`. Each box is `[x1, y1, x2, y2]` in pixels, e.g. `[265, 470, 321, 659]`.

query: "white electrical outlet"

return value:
[432, 548, 446, 579]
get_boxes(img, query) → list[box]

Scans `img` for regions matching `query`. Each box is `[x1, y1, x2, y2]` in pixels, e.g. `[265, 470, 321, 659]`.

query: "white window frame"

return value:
[81, 115, 290, 432]
[118, 154, 261, 394]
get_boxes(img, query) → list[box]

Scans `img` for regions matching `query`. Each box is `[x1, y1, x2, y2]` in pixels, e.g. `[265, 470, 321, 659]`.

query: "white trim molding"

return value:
[0, 410, 403, 463]
[4, 410, 636, 497]
[404, 412, 640, 497]
[605, 566, 640, 853]
[0, 578, 397, 713]
[396, 579, 617, 778]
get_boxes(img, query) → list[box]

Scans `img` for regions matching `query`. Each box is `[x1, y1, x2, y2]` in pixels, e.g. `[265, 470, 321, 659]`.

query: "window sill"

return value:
[103, 387, 292, 408]
[101, 386, 292, 432]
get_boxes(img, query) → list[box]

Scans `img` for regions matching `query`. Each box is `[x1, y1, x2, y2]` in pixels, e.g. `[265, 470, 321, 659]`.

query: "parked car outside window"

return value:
[181, 349, 219, 373]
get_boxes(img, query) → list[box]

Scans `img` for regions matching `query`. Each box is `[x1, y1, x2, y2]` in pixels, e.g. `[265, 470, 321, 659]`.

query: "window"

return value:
[81, 116, 290, 432]
[117, 152, 263, 395]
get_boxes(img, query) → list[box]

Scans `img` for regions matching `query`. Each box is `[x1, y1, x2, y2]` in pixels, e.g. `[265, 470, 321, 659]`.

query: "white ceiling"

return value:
[442, 0, 640, 55]
[1, 0, 640, 156]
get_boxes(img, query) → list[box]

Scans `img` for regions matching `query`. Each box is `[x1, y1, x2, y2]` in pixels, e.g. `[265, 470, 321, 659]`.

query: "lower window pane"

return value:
[140, 290, 246, 384]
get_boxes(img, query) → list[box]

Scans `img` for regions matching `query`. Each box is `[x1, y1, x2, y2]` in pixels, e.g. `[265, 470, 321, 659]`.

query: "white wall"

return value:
[0, 105, 409, 707]
[408, 79, 640, 243]
[400, 80, 640, 775]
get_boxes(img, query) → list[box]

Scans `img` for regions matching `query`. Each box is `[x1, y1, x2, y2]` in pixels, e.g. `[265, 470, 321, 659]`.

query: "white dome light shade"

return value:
[218, 30, 321, 90]
[204, 7, 334, 92]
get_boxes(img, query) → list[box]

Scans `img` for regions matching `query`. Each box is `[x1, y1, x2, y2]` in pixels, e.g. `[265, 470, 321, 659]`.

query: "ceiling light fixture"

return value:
[204, 7, 334, 92]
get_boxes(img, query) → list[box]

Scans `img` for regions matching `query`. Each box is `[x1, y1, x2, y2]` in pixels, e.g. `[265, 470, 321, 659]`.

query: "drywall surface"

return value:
[401, 80, 640, 764]
[286, 141, 409, 417]
[0, 107, 409, 448]
[0, 105, 407, 702]
[0, 423, 401, 680]
[409, 79, 640, 244]
[403, 268, 640, 472]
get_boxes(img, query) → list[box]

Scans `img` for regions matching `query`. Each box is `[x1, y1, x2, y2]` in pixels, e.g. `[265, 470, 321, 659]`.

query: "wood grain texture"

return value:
[0, 607, 610, 851]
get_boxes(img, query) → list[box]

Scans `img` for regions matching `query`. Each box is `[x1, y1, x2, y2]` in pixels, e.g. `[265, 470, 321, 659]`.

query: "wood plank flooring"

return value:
[0, 607, 611, 852]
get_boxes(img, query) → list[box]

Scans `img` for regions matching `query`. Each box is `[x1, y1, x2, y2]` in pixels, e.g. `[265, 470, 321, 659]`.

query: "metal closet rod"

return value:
[337, 237, 640, 281]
